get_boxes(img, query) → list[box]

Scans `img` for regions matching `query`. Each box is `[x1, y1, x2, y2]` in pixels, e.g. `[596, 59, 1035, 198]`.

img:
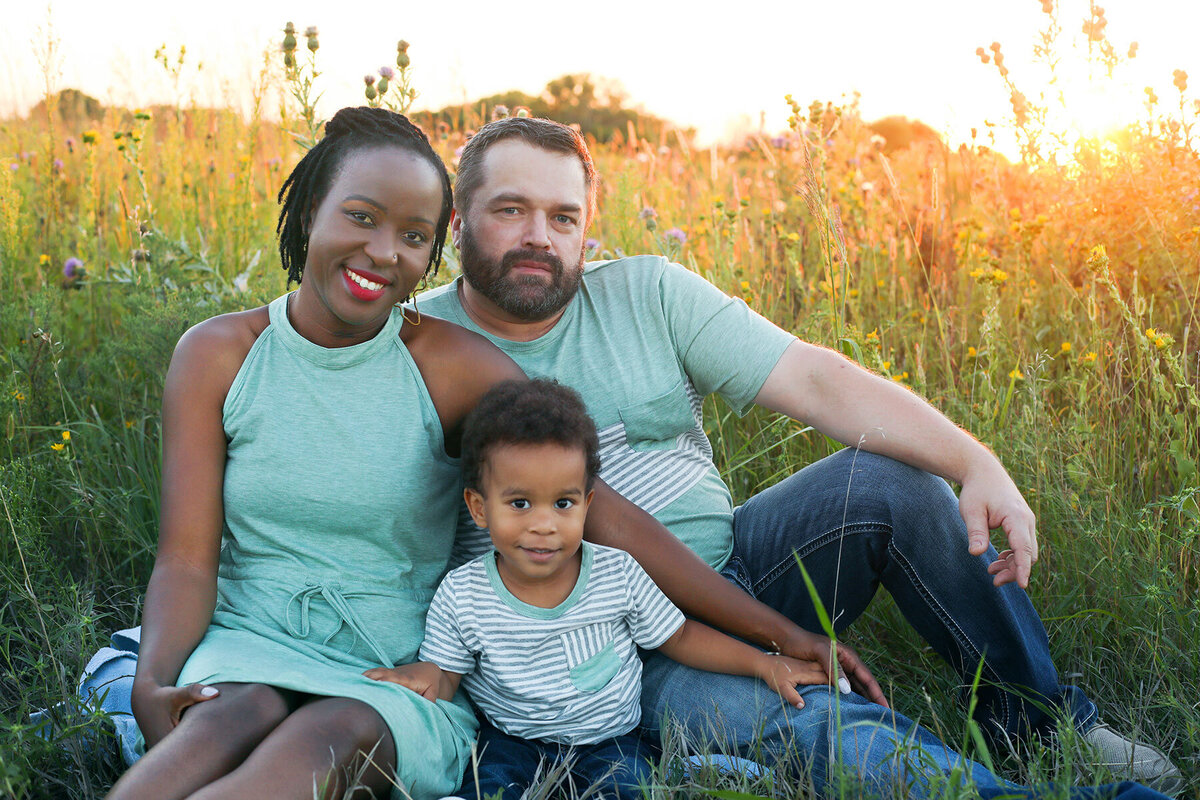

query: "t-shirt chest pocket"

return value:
[560, 622, 621, 693]
[618, 379, 696, 452]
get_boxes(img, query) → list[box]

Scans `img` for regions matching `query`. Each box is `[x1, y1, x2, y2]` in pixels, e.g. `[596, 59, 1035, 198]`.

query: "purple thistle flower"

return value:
[378, 66, 395, 80]
[63, 257, 83, 278]
[586, 238, 601, 250]
[8, 163, 17, 171]
[639, 207, 657, 220]
[364, 73, 376, 86]
[53, 158, 64, 171]
[665, 227, 687, 244]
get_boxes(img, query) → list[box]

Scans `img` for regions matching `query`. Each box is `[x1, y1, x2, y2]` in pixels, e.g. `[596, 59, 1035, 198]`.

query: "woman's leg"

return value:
[105, 683, 295, 800]
[188, 695, 397, 800]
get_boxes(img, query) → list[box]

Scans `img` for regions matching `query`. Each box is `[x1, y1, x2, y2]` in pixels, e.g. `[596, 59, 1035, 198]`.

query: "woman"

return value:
[107, 107, 524, 800]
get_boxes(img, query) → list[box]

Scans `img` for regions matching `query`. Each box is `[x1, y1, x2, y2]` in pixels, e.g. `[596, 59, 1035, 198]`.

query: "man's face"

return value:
[453, 140, 589, 322]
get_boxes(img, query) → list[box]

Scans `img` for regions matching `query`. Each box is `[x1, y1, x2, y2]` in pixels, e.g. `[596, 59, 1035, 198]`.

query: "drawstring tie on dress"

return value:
[285, 579, 392, 667]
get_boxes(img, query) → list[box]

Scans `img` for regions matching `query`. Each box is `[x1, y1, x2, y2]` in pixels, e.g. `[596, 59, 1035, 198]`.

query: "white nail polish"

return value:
[200, 686, 218, 697]
[838, 677, 851, 694]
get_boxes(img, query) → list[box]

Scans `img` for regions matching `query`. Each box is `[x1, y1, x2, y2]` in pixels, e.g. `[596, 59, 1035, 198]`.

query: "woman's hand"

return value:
[132, 678, 220, 748]
[778, 627, 889, 708]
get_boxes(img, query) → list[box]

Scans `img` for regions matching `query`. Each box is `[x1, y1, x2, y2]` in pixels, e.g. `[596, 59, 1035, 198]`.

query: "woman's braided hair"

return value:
[276, 107, 453, 286]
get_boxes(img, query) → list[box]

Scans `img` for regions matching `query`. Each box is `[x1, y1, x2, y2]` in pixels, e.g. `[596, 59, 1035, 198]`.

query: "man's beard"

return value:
[458, 224, 584, 321]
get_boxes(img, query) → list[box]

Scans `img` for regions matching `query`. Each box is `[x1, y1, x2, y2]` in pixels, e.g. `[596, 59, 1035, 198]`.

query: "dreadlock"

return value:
[276, 107, 453, 286]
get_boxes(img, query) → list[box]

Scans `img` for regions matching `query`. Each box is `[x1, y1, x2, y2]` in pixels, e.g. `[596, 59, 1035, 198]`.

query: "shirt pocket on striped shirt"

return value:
[618, 379, 696, 452]
[561, 622, 621, 693]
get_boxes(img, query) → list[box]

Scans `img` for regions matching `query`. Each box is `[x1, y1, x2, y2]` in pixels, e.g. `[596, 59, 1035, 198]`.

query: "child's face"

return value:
[464, 442, 593, 591]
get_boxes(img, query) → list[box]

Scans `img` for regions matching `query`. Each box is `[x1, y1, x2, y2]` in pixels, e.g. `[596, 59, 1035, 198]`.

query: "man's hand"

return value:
[364, 661, 444, 702]
[779, 628, 889, 708]
[959, 459, 1039, 588]
[131, 679, 220, 748]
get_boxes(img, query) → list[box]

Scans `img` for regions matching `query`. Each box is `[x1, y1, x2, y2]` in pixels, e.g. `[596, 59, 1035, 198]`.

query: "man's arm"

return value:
[754, 339, 1038, 588]
[584, 480, 888, 706]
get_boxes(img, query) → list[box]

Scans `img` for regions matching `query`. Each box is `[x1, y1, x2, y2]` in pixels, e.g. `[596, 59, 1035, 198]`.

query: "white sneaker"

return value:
[1082, 723, 1183, 795]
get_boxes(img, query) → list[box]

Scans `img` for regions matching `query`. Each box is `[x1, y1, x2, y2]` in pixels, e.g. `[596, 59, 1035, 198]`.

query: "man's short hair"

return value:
[461, 379, 601, 492]
[454, 117, 598, 223]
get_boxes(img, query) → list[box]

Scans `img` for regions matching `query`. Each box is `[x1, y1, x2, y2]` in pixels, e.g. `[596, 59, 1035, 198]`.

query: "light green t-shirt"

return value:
[420, 255, 795, 569]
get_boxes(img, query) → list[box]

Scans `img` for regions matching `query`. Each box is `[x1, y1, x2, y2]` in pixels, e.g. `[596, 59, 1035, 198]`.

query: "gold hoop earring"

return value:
[399, 292, 421, 326]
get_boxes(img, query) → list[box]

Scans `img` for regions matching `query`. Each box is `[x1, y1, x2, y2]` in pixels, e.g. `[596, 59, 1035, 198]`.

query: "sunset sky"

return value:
[3, 0, 1198, 155]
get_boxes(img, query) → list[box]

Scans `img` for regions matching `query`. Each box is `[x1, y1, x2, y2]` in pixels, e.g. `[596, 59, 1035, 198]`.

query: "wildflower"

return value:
[65, 136, 76, 152]
[492, 105, 510, 121]
[866, 329, 879, 341]
[11, 390, 24, 401]
[786, 232, 800, 243]
[665, 227, 687, 245]
[585, 238, 600, 251]
[304, 26, 320, 51]
[63, 257, 83, 278]
[1154, 336, 1167, 350]
[125, 419, 135, 428]
[396, 39, 411, 69]
[38, 254, 51, 266]
[882, 361, 892, 371]
[379, 66, 395, 81]
[1009, 368, 1024, 380]
[640, 207, 657, 231]
[82, 129, 98, 144]
[740, 281, 751, 290]
[282, 22, 297, 53]
[1174, 70, 1188, 92]
[848, 288, 859, 298]
[1086, 244, 1109, 274]
[51, 442, 65, 451]
[53, 158, 64, 172]
[364, 73, 376, 86]
[876, 279, 885, 288]
[1081, 351, 1098, 364]
[1060, 342, 1071, 353]
[1145, 327, 1157, 339]
[966, 346, 978, 358]
[61, 431, 71, 441]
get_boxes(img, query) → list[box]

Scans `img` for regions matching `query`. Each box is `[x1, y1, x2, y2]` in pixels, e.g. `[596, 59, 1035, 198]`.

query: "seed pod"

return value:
[376, 77, 389, 95]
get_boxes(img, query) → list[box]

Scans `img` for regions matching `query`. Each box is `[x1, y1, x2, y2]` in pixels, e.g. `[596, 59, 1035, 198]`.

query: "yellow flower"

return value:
[1009, 221, 1021, 234]
[1081, 351, 1098, 364]
[786, 232, 800, 243]
[876, 279, 885, 288]
[882, 361, 892, 371]
[50, 442, 65, 451]
[966, 346, 978, 358]
[11, 390, 24, 401]
[38, 254, 51, 266]
[866, 329, 879, 341]
[1154, 336, 1167, 350]
[740, 281, 750, 290]
[1145, 327, 1157, 339]
[848, 289, 859, 298]
[969, 267, 986, 280]
[125, 419, 135, 428]
[891, 374, 905, 382]
[991, 268, 1009, 283]
[61, 430, 71, 441]
[1009, 368, 1024, 380]
[1009, 208, 1021, 219]
[1060, 342, 1071, 353]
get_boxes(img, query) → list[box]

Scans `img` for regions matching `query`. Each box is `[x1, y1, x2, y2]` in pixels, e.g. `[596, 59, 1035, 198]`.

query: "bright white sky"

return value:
[2, 0, 1197, 153]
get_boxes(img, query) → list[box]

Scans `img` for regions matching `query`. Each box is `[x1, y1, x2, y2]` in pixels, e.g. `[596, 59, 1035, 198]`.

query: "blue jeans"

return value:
[460, 723, 654, 800]
[638, 449, 1154, 799]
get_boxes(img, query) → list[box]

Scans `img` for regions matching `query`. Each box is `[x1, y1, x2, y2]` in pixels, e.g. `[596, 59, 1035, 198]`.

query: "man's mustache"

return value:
[501, 249, 563, 273]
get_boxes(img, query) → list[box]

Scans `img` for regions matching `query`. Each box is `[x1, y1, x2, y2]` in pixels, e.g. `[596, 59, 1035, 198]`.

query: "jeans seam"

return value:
[749, 521, 886, 598]
[885, 540, 1014, 729]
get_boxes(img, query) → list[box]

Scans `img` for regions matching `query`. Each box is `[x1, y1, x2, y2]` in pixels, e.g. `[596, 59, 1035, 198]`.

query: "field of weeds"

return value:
[1, 12, 1197, 800]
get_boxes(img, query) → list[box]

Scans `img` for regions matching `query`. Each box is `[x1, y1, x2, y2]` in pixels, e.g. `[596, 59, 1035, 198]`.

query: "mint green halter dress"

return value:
[176, 294, 477, 799]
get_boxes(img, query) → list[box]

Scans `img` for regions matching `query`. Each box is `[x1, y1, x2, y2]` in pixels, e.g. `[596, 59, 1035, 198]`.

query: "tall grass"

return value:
[1, 12, 1197, 799]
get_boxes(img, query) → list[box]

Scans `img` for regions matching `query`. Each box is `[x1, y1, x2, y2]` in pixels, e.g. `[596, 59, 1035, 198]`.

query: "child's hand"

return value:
[756, 654, 815, 709]
[364, 661, 443, 702]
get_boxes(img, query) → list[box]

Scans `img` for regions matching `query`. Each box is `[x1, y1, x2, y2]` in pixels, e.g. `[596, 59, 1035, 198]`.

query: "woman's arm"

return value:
[581, 482, 888, 707]
[656, 620, 830, 709]
[132, 314, 259, 747]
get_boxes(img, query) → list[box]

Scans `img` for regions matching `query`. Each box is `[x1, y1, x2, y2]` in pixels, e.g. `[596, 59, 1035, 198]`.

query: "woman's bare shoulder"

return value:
[168, 306, 272, 394]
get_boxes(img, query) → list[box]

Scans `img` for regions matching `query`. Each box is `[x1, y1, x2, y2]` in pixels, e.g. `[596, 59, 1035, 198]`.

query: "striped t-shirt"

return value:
[419, 542, 685, 745]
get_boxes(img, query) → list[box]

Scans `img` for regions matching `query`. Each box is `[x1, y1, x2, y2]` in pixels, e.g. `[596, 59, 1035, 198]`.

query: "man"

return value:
[419, 116, 1182, 796]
